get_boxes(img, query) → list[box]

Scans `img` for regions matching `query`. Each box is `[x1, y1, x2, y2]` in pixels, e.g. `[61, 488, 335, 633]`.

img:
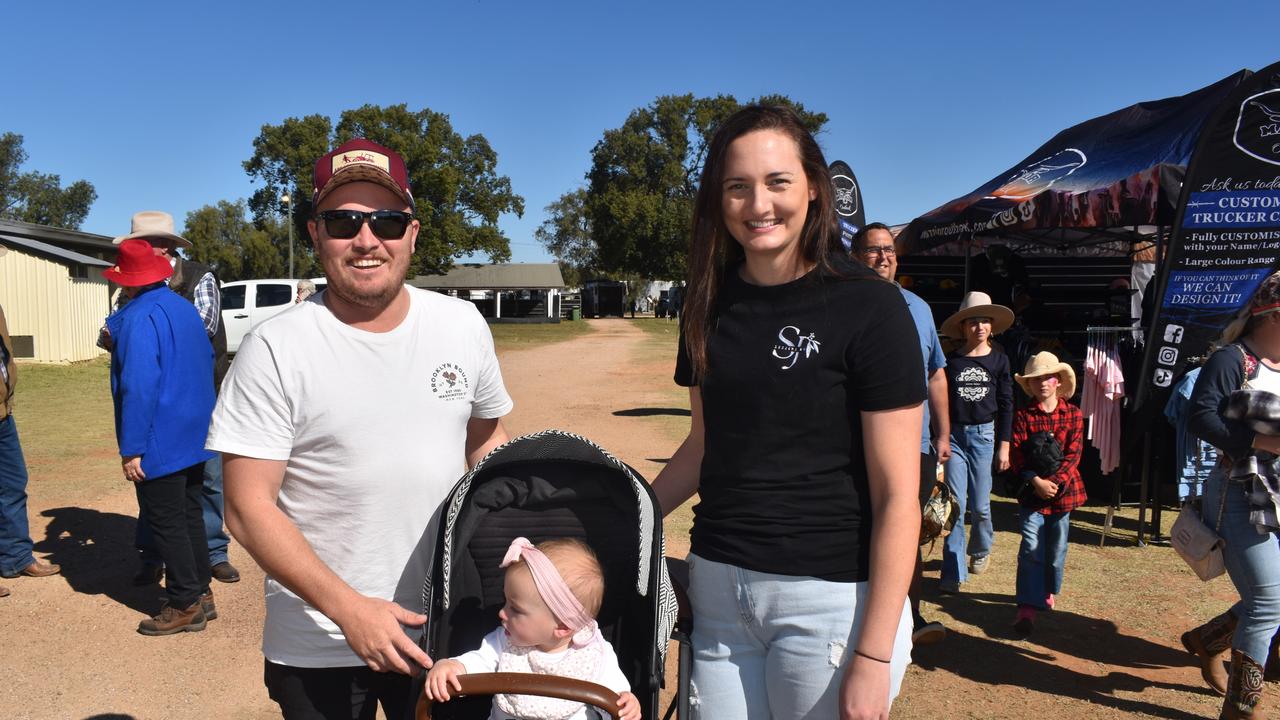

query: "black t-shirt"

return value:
[945, 351, 1013, 442]
[674, 257, 926, 582]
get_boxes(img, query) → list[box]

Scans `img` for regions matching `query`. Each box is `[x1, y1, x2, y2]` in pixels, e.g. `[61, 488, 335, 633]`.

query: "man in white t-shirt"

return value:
[207, 138, 512, 719]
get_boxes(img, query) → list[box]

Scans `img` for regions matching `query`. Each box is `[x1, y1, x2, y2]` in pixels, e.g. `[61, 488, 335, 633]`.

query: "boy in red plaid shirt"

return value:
[1010, 352, 1085, 635]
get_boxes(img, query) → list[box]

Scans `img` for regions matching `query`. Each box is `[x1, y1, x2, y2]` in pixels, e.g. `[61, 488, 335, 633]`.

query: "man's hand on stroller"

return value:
[616, 690, 641, 720]
[425, 659, 466, 702]
[333, 594, 432, 675]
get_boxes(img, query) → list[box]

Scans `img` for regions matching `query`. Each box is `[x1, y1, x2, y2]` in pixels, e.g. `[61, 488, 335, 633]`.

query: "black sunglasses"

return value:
[316, 210, 413, 240]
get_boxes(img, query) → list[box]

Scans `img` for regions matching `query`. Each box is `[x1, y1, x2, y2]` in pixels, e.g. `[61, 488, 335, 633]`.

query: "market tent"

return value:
[897, 70, 1251, 257]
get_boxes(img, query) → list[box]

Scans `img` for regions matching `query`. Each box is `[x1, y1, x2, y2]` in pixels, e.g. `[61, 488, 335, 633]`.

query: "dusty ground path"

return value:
[0, 318, 687, 720]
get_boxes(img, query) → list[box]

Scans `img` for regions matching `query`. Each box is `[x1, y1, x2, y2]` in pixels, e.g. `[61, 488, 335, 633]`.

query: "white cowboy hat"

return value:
[1015, 351, 1077, 399]
[940, 291, 1014, 339]
[112, 210, 192, 249]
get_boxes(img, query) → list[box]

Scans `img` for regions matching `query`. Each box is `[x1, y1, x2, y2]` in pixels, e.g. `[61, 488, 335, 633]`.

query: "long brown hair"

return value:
[683, 104, 841, 381]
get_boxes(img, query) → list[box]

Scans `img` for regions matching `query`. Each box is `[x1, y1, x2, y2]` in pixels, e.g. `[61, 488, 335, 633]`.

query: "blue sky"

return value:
[2, 1, 1277, 264]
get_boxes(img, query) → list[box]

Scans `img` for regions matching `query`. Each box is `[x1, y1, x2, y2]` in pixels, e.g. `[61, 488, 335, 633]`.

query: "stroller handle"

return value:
[416, 672, 622, 719]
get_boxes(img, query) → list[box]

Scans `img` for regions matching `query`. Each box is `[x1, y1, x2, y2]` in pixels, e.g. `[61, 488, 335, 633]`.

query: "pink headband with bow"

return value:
[501, 537, 599, 649]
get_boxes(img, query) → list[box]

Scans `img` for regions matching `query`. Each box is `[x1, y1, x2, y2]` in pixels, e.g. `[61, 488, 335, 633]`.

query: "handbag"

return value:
[921, 463, 960, 547]
[1170, 449, 1227, 581]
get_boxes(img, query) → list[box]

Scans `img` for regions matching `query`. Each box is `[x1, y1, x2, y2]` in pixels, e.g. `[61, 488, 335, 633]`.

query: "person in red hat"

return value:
[104, 239, 218, 635]
[207, 138, 512, 718]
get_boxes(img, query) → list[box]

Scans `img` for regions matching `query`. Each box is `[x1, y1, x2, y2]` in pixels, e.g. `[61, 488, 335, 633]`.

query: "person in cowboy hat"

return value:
[104, 239, 218, 635]
[939, 291, 1014, 594]
[103, 211, 240, 587]
[1008, 351, 1084, 636]
[0, 243, 62, 597]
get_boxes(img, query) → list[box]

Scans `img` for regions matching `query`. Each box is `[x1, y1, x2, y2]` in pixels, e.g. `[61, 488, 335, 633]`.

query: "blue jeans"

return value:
[686, 553, 912, 719]
[943, 421, 995, 585]
[136, 455, 229, 566]
[1015, 508, 1071, 609]
[0, 417, 34, 576]
[1205, 468, 1280, 663]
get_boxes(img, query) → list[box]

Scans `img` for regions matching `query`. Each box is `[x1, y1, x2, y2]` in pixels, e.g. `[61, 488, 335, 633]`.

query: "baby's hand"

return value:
[425, 659, 465, 702]
[616, 690, 641, 720]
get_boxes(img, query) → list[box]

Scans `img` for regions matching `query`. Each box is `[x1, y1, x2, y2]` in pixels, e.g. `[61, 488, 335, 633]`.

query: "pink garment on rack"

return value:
[1082, 337, 1125, 474]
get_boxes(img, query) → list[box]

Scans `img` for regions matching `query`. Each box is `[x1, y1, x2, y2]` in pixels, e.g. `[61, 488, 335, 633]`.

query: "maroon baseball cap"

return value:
[312, 138, 414, 209]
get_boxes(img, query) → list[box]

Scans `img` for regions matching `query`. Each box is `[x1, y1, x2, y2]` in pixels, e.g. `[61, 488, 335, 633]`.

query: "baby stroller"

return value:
[414, 430, 681, 719]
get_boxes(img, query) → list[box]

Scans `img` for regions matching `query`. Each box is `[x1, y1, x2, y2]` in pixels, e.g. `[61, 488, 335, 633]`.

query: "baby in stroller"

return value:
[426, 537, 640, 720]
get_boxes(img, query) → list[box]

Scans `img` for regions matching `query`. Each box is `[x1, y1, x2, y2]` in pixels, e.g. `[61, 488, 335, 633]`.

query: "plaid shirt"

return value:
[189, 271, 220, 337]
[1011, 399, 1086, 514]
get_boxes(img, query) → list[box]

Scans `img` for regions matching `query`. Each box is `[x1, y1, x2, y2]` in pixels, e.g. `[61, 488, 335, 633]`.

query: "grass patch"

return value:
[12, 358, 120, 504]
[488, 320, 594, 351]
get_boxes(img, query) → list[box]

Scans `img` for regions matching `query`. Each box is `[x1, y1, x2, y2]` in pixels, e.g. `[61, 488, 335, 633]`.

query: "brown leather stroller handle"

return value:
[416, 672, 622, 719]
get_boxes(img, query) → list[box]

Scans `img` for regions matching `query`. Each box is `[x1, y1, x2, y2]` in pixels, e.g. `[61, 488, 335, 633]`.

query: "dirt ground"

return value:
[0, 318, 1241, 719]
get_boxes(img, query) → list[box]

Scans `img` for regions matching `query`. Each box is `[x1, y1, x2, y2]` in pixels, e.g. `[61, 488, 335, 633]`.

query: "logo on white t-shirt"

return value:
[430, 362, 470, 401]
[772, 326, 821, 370]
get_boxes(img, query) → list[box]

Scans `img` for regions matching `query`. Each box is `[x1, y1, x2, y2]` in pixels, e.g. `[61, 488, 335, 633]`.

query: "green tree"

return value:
[585, 94, 825, 280]
[185, 200, 319, 282]
[534, 188, 595, 288]
[0, 132, 97, 229]
[243, 105, 524, 276]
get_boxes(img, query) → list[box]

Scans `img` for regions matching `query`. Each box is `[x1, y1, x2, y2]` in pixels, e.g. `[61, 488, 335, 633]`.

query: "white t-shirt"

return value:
[453, 628, 630, 720]
[206, 287, 513, 667]
[1253, 361, 1280, 395]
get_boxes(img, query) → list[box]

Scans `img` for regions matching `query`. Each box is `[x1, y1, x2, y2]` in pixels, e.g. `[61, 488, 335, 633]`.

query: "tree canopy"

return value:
[564, 94, 825, 281]
[243, 104, 524, 276]
[0, 133, 96, 229]
[184, 200, 310, 282]
[533, 188, 594, 287]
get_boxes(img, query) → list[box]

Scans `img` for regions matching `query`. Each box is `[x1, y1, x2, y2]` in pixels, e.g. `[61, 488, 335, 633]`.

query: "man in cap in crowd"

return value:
[208, 138, 512, 718]
[105, 211, 239, 586]
[0, 245, 62, 596]
[854, 222, 951, 646]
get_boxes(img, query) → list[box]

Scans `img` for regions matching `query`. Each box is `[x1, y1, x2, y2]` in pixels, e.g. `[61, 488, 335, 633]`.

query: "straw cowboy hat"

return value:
[103, 239, 174, 287]
[112, 210, 192, 249]
[940, 291, 1014, 339]
[1015, 351, 1077, 399]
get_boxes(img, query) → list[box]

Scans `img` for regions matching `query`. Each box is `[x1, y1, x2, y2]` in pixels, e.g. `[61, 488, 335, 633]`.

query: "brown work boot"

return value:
[199, 590, 217, 621]
[0, 585, 8, 598]
[137, 600, 207, 636]
[2, 557, 60, 578]
[1184, 611, 1237, 696]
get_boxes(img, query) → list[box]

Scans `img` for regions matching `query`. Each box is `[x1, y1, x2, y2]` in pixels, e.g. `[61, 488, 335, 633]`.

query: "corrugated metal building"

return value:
[0, 220, 114, 363]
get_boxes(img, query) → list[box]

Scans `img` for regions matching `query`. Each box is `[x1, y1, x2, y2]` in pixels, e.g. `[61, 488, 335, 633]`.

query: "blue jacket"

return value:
[106, 284, 215, 479]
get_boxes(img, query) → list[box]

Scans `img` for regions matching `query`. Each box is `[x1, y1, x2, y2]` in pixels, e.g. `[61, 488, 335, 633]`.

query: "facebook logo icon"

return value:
[1164, 324, 1184, 344]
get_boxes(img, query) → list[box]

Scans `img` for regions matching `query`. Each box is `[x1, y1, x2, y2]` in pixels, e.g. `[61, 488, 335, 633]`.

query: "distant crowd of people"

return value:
[2, 106, 1279, 720]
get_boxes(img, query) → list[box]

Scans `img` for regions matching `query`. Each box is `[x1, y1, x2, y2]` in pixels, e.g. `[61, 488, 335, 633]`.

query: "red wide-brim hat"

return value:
[103, 238, 174, 287]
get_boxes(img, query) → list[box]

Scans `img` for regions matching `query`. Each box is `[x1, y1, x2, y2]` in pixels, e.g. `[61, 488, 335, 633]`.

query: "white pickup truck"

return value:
[220, 278, 326, 353]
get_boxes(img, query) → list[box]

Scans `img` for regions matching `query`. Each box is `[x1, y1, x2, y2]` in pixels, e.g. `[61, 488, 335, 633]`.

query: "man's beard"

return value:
[328, 277, 402, 310]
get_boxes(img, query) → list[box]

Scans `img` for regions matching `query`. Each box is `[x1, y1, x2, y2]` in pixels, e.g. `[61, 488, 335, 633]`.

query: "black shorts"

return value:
[919, 450, 939, 511]
[263, 660, 414, 720]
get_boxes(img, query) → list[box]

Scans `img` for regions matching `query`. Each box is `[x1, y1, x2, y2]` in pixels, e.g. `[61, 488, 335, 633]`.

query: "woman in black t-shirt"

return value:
[651, 105, 925, 719]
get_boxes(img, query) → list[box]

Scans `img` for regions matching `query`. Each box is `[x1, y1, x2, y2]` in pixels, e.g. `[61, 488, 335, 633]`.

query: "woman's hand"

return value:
[995, 443, 1011, 473]
[838, 654, 891, 720]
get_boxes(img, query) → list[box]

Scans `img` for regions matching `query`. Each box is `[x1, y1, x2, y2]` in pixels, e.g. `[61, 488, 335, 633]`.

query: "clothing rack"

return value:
[1085, 325, 1153, 547]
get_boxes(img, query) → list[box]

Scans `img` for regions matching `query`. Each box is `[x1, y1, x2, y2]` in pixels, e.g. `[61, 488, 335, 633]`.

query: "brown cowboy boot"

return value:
[1185, 611, 1238, 696]
[1222, 650, 1268, 719]
[137, 600, 207, 636]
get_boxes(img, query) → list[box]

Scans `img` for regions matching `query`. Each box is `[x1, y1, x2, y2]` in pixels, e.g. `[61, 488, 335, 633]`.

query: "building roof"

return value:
[410, 263, 565, 290]
[0, 218, 116, 260]
[0, 233, 112, 267]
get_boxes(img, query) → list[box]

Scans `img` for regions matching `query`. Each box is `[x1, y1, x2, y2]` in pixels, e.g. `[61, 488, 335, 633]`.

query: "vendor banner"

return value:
[829, 159, 866, 250]
[1134, 61, 1280, 415]
[897, 70, 1249, 255]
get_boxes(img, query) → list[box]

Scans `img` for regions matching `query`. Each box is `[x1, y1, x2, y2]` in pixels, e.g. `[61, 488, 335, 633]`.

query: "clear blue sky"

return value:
[3, 1, 1276, 264]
